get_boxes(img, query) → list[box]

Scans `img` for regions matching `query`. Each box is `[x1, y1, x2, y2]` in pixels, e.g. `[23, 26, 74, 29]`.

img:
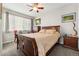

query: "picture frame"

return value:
[62, 12, 76, 23]
[34, 18, 41, 25]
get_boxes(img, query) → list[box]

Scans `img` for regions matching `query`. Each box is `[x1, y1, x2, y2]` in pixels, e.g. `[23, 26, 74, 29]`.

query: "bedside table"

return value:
[32, 31, 38, 33]
[64, 36, 78, 50]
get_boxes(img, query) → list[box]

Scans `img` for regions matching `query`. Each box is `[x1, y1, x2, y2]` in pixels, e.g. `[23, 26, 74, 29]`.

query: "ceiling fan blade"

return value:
[29, 9, 33, 11]
[26, 4, 32, 7]
[38, 7, 44, 9]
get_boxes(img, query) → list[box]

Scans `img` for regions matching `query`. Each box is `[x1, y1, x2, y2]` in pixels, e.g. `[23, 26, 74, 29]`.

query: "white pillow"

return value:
[39, 29, 46, 33]
[46, 29, 56, 34]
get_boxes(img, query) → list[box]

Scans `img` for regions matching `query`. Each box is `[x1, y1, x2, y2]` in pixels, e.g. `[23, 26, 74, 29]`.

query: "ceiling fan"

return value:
[27, 3, 44, 13]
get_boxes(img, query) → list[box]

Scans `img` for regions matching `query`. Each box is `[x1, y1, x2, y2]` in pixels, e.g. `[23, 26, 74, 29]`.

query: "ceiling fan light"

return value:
[33, 7, 37, 11]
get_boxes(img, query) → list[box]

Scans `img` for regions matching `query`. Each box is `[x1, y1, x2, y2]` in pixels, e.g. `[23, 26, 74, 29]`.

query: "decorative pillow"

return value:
[39, 29, 46, 33]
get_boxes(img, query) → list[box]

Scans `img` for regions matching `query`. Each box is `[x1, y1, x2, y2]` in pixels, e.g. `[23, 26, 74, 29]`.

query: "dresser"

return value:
[64, 36, 78, 50]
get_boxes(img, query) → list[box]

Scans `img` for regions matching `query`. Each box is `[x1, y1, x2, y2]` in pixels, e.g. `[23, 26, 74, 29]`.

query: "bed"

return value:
[17, 26, 60, 56]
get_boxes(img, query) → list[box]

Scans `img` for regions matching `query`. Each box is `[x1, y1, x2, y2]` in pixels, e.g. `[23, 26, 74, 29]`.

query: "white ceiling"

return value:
[3, 3, 70, 17]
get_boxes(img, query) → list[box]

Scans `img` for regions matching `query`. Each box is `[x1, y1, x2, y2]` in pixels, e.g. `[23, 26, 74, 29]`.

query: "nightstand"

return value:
[33, 31, 38, 33]
[33, 26, 41, 33]
[64, 36, 78, 50]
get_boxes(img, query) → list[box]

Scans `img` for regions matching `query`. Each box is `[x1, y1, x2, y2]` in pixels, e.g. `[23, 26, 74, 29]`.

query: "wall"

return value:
[2, 32, 14, 44]
[0, 3, 2, 50]
[0, 20, 2, 50]
[78, 4, 79, 49]
[59, 4, 78, 44]
[40, 11, 61, 26]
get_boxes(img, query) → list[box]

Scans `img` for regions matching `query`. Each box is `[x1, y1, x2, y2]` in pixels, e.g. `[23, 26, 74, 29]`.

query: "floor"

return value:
[0, 42, 79, 56]
[0, 42, 24, 56]
[49, 45, 79, 56]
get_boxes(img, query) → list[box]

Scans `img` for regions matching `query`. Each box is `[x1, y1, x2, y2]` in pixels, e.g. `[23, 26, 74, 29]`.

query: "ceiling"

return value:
[3, 3, 70, 17]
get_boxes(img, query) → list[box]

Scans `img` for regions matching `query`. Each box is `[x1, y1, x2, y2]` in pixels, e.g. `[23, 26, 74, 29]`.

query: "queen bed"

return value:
[17, 26, 60, 56]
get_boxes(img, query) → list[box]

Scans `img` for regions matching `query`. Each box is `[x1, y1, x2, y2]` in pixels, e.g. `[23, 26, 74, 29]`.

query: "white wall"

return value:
[0, 4, 2, 50]
[59, 4, 78, 44]
[2, 32, 14, 44]
[41, 11, 61, 26]
[78, 4, 79, 49]
[0, 20, 2, 50]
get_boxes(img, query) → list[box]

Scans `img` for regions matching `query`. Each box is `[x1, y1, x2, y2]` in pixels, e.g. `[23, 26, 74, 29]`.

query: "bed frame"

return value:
[17, 25, 60, 56]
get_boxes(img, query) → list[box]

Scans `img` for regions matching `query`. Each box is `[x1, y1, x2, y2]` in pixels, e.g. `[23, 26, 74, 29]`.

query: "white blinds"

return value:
[4, 13, 31, 32]
[9, 14, 15, 31]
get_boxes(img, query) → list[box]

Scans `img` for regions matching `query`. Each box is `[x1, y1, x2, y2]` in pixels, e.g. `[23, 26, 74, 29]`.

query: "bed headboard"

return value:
[42, 25, 60, 32]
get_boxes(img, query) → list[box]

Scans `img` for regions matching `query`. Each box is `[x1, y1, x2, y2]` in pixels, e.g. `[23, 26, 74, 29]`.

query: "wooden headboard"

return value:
[42, 25, 60, 32]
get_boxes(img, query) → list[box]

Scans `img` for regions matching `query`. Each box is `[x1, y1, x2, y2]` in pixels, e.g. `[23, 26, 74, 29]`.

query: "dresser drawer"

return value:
[64, 36, 78, 50]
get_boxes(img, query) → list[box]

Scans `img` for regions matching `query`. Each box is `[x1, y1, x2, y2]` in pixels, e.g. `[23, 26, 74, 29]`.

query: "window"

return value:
[9, 14, 15, 31]
[4, 12, 32, 32]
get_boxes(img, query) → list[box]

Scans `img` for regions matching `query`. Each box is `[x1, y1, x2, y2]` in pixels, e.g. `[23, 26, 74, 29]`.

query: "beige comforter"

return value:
[21, 32, 60, 56]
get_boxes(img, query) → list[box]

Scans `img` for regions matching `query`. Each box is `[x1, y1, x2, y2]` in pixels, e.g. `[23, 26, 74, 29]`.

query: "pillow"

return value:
[52, 27, 56, 30]
[46, 29, 56, 34]
[39, 29, 46, 33]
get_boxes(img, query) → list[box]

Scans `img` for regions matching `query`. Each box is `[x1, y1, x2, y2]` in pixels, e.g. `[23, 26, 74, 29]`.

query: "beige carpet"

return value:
[0, 42, 79, 56]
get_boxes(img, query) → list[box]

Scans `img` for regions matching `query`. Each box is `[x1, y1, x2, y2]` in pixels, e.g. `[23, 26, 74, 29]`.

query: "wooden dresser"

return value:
[64, 36, 78, 50]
